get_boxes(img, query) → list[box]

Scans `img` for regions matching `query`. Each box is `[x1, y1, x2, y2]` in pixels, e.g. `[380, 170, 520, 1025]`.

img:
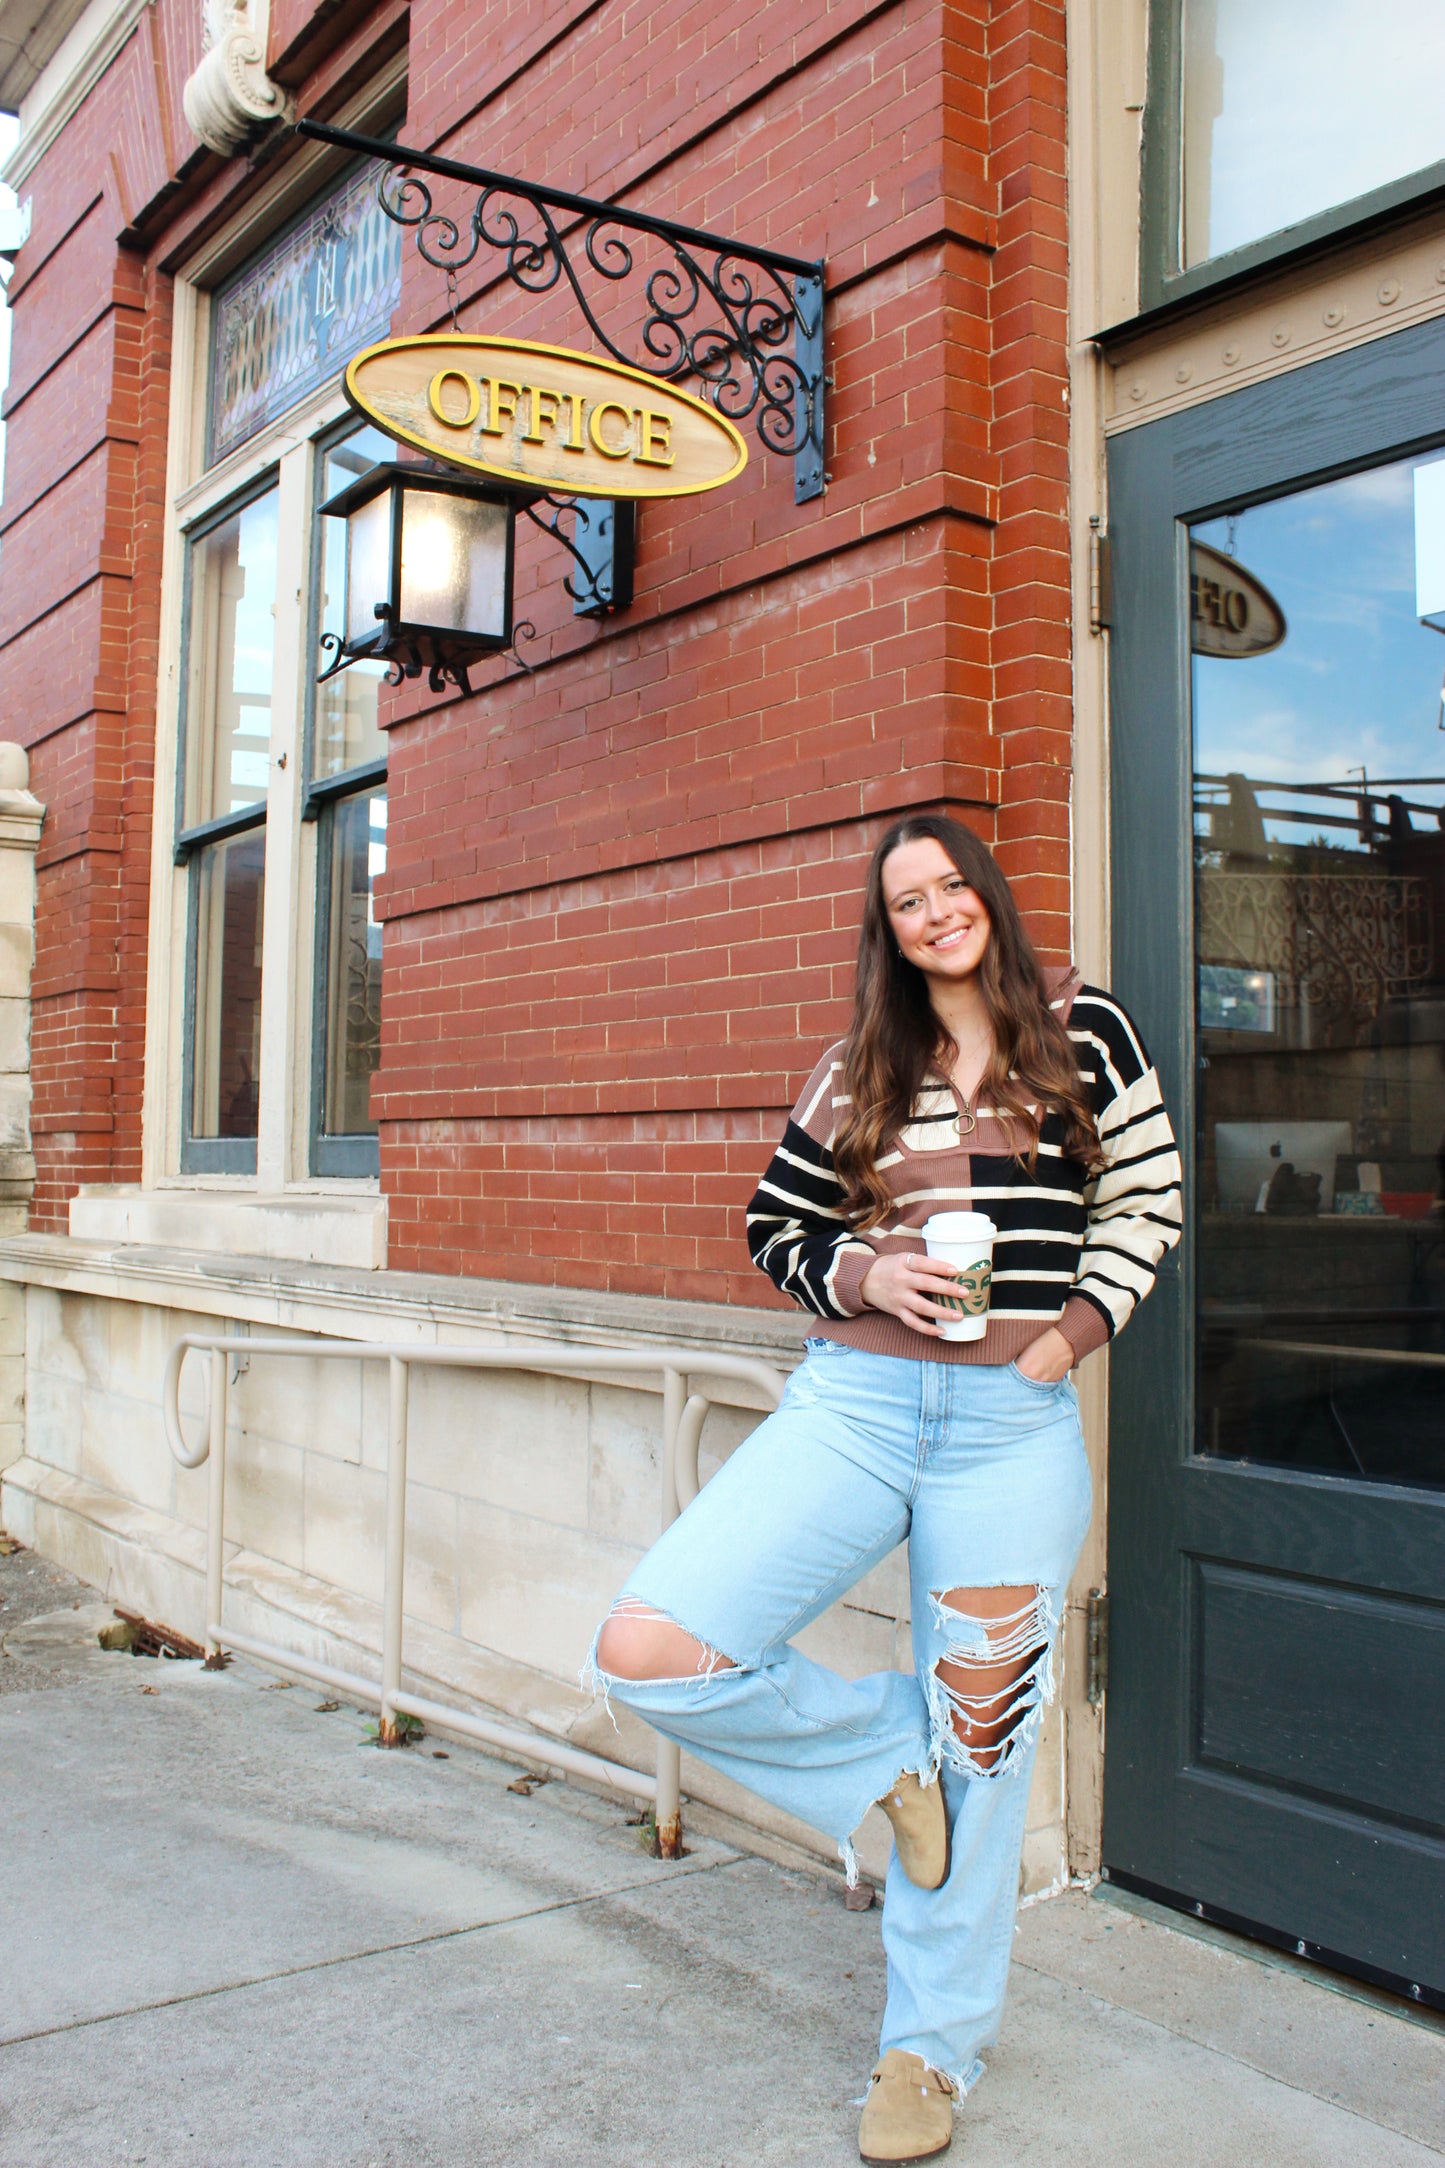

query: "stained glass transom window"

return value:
[208, 163, 402, 467]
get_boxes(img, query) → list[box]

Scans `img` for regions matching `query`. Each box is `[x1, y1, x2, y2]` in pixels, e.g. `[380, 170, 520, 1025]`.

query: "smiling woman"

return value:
[585, 812, 1182, 2162]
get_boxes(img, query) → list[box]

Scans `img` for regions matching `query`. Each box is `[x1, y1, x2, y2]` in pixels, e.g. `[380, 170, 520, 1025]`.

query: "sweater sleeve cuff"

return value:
[828, 1241, 880, 1317]
[1057, 1294, 1112, 1363]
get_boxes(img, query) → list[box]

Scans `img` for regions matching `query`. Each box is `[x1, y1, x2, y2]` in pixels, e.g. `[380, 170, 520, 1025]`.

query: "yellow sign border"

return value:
[343, 332, 750, 500]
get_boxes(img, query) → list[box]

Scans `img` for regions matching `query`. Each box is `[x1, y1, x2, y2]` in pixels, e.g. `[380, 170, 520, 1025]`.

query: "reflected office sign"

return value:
[1189, 541, 1286, 658]
[344, 334, 748, 500]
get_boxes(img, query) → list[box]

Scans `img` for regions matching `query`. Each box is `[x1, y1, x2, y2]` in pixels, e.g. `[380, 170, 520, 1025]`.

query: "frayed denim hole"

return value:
[925, 1586, 1059, 1782]
[585, 1596, 745, 1714]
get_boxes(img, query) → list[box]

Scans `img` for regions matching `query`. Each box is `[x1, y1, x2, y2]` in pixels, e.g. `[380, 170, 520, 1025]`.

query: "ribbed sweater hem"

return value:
[805, 1312, 1078, 1366]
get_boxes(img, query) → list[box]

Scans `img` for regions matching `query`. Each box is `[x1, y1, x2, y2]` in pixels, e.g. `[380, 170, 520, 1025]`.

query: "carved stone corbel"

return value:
[183, 0, 293, 157]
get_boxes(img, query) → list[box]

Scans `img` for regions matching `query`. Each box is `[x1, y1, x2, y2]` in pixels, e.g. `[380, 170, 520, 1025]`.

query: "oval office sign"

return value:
[345, 334, 749, 499]
[1189, 541, 1287, 659]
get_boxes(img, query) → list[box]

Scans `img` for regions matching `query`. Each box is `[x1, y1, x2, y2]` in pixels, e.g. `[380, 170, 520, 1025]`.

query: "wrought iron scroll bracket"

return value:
[522, 494, 635, 616]
[295, 120, 827, 504]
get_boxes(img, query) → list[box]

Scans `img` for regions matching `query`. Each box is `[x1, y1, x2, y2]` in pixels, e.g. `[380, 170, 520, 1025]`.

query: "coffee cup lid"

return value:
[921, 1210, 997, 1240]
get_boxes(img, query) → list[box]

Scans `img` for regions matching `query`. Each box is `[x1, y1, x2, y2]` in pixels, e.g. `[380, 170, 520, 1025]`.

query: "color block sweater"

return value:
[745, 972, 1183, 1366]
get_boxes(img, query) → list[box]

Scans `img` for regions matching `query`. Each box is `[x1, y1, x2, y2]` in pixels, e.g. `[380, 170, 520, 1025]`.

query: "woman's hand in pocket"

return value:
[1013, 1326, 1075, 1384]
[859, 1251, 963, 1335]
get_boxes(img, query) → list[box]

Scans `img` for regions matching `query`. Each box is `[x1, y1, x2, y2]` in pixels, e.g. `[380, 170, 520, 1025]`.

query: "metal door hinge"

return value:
[1086, 1588, 1109, 1705]
[1088, 516, 1112, 634]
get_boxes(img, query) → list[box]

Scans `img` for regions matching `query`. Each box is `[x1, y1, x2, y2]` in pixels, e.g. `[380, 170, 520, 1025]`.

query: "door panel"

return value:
[1191, 1564, 1445, 1833]
[1105, 319, 1445, 2003]
[1179, 1464, 1443, 1597]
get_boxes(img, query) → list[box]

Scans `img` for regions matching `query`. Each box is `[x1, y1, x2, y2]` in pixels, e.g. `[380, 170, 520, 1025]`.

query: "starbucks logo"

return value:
[939, 1258, 992, 1316]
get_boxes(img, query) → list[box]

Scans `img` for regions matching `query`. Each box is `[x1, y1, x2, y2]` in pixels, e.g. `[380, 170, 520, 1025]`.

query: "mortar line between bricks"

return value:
[1009, 1954, 1445, 2156]
[0, 1853, 750, 2053]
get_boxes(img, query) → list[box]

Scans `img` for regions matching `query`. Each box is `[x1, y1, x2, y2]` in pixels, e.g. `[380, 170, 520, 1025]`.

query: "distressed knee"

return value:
[593, 1598, 737, 1683]
[929, 1583, 1055, 1779]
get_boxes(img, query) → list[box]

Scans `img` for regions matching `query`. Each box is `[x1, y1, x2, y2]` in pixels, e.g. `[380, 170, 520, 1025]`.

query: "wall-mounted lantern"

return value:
[317, 462, 518, 695]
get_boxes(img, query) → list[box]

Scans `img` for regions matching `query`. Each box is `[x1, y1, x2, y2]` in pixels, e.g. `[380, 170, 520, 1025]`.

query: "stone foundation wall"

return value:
[0, 1251, 1073, 1894]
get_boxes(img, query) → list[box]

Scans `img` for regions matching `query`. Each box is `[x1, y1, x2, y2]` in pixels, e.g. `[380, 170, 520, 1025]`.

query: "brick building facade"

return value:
[0, 0, 1107, 1893]
[3, 0, 1440, 2010]
[6, 0, 1075, 1280]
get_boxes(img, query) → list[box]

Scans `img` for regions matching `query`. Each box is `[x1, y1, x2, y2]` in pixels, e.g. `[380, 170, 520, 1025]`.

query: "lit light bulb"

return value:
[401, 514, 460, 606]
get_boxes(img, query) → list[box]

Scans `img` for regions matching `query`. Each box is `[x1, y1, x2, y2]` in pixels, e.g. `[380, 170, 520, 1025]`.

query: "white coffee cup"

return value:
[920, 1211, 998, 1342]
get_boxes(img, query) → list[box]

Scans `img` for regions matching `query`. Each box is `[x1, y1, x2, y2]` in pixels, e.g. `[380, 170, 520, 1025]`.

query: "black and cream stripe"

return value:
[745, 981, 1183, 1365]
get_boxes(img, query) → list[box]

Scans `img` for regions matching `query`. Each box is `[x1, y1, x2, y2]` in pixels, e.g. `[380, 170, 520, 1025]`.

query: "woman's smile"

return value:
[883, 836, 992, 978]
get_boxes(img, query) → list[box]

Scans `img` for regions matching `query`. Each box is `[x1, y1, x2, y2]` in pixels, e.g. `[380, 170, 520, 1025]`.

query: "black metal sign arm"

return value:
[295, 118, 826, 502]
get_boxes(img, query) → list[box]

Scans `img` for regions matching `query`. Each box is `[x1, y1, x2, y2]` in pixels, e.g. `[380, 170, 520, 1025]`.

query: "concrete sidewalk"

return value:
[1, 1545, 1441, 2168]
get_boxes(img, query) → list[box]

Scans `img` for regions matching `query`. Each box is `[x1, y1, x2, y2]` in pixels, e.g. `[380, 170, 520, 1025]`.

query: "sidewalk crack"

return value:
[0, 1854, 749, 2053]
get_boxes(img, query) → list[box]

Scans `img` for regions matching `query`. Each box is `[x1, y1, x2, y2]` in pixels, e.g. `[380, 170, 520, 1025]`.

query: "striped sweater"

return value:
[745, 972, 1183, 1366]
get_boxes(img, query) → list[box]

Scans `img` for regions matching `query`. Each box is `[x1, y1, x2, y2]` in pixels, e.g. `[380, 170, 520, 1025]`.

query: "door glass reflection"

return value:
[1192, 455, 1445, 1490]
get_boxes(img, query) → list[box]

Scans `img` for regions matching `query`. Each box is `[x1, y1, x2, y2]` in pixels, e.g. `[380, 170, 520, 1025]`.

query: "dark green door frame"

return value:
[1104, 316, 1445, 2001]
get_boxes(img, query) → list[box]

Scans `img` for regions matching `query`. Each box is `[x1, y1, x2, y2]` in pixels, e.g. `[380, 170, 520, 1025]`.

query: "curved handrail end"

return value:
[163, 1335, 212, 1469]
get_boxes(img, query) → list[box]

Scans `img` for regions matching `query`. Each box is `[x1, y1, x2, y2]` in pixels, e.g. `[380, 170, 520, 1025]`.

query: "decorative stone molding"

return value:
[182, 0, 292, 157]
[0, 742, 44, 1232]
[1105, 203, 1445, 432]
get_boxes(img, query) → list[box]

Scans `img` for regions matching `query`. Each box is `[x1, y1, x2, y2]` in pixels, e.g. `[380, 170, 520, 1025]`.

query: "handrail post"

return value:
[653, 1364, 686, 1859]
[204, 1350, 229, 1665]
[379, 1355, 410, 1746]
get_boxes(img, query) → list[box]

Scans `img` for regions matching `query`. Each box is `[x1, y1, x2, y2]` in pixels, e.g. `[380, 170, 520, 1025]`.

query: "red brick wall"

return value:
[375, 0, 1074, 1292]
[5, 0, 1075, 1291]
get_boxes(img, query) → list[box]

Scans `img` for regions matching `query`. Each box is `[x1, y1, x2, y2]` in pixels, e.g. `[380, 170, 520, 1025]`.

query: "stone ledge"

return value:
[69, 1187, 388, 1270]
[0, 1231, 809, 1385]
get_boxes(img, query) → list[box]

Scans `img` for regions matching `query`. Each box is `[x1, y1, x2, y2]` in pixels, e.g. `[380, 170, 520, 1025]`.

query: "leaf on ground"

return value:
[314, 1699, 340, 1713]
[506, 1772, 550, 1795]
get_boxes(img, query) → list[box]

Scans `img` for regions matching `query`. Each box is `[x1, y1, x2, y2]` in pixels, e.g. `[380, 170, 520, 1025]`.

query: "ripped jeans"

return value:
[584, 1336, 1092, 2092]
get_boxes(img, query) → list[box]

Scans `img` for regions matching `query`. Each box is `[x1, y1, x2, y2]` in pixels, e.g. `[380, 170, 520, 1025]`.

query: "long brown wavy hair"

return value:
[834, 814, 1100, 1227]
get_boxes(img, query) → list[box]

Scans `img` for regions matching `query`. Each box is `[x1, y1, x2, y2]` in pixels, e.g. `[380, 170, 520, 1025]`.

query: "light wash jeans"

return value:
[584, 1337, 1092, 2093]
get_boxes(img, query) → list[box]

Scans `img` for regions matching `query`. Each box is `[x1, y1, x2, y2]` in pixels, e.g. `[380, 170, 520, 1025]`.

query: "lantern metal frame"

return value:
[317, 461, 521, 697]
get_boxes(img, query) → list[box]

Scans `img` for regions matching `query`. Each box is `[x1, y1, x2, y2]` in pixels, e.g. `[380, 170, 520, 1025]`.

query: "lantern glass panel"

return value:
[399, 488, 509, 637]
[345, 488, 394, 647]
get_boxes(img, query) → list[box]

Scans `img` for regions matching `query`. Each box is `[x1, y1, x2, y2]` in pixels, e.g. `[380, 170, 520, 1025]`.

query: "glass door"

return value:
[1103, 322, 1445, 2005]
[1191, 460, 1445, 1492]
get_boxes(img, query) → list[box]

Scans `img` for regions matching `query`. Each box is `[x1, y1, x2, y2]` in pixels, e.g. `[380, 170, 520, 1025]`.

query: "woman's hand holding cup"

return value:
[859, 1250, 970, 1335]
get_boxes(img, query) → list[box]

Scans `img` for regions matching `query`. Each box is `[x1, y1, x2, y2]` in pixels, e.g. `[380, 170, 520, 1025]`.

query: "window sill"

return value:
[68, 1186, 387, 1270]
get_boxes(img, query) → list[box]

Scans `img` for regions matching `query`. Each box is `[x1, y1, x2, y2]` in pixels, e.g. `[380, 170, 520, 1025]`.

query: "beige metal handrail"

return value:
[162, 1332, 785, 1855]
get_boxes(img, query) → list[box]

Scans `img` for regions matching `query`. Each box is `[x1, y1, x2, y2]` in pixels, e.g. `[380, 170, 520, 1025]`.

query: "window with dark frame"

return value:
[173, 160, 400, 1184]
[1142, 0, 1445, 308]
[177, 478, 279, 1173]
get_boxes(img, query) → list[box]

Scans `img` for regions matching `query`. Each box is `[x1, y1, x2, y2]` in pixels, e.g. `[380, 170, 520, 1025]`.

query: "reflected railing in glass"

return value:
[1190, 459, 1445, 1491]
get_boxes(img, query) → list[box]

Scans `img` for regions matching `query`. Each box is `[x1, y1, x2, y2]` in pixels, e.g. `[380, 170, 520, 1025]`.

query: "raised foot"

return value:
[876, 1770, 949, 1890]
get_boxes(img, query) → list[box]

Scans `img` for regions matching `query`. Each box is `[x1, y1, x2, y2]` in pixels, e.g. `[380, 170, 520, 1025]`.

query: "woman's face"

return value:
[881, 837, 992, 984]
